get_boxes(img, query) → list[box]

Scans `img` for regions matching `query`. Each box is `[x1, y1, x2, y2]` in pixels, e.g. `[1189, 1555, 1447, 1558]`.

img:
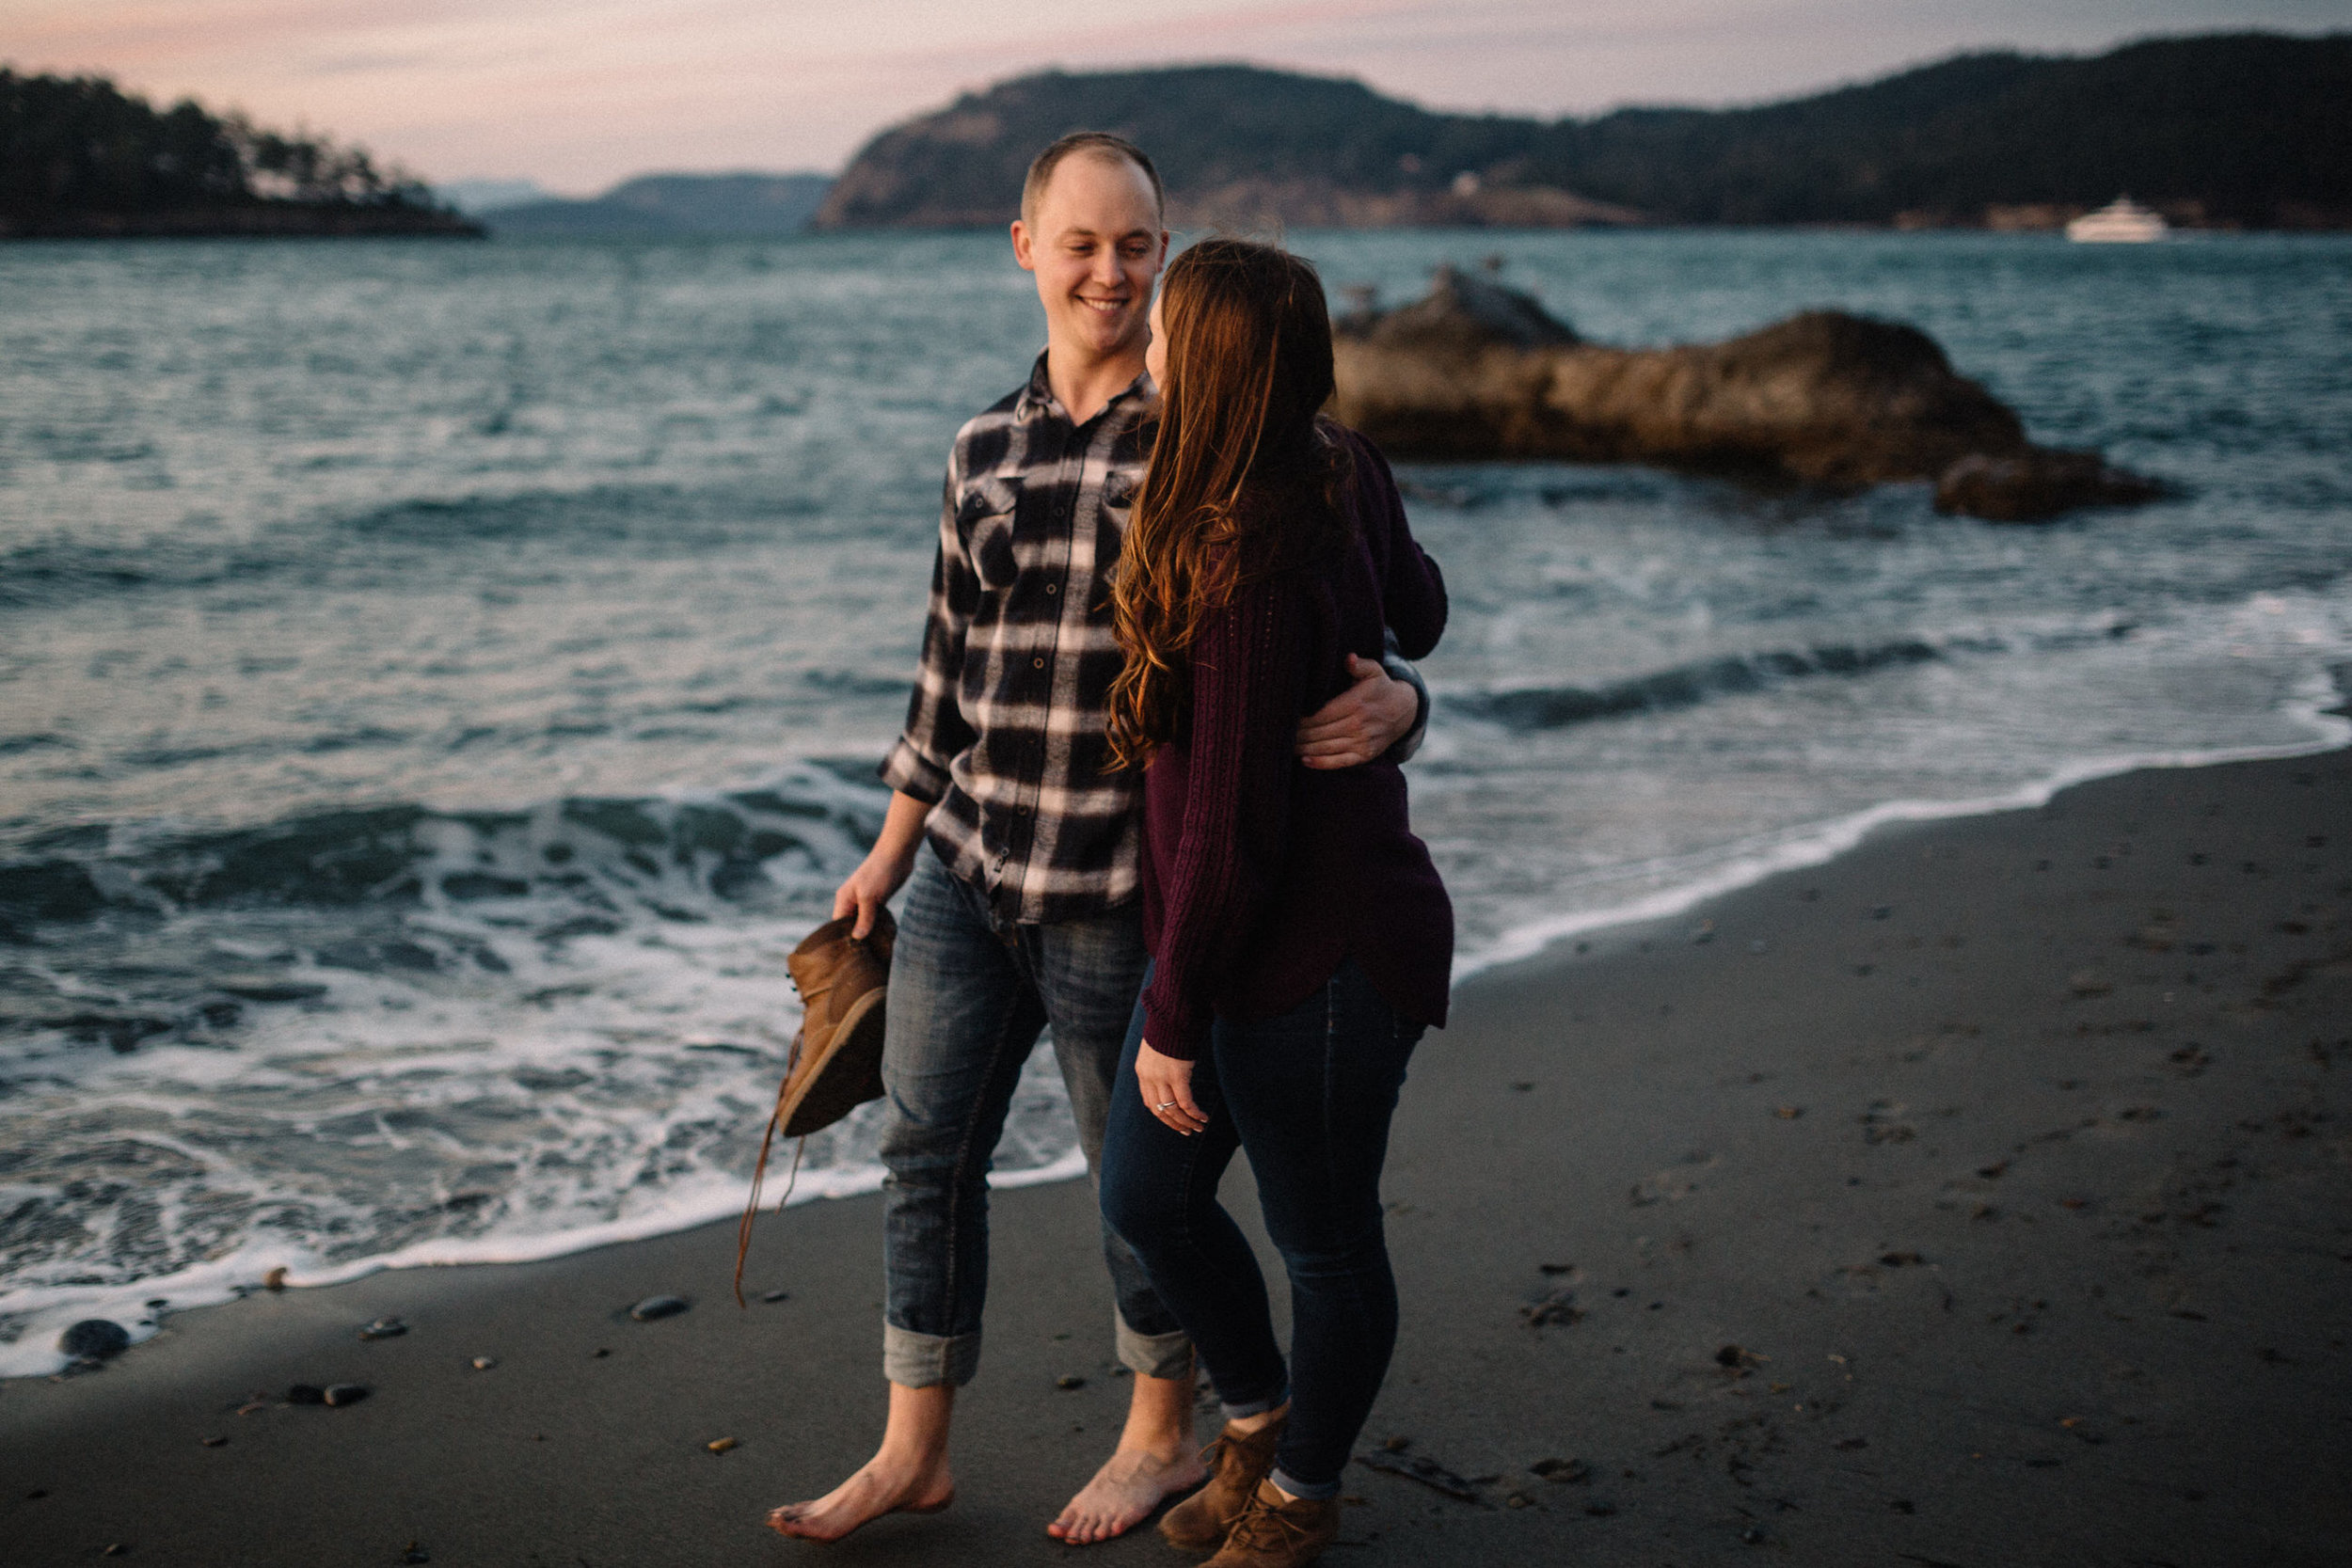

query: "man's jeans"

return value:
[878, 849, 1191, 1388]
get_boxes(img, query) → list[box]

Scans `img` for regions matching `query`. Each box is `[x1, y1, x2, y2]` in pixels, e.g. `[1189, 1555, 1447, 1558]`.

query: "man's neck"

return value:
[1044, 340, 1147, 428]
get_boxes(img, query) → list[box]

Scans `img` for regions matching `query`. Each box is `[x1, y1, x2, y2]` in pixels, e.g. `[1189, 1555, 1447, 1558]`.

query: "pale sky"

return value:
[5, 0, 2346, 193]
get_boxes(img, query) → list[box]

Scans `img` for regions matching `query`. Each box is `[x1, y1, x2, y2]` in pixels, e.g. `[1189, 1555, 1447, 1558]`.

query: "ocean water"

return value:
[3, 230, 2347, 1375]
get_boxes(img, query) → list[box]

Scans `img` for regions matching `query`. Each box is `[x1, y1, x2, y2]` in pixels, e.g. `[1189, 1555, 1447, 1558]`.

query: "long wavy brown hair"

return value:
[1105, 239, 1355, 771]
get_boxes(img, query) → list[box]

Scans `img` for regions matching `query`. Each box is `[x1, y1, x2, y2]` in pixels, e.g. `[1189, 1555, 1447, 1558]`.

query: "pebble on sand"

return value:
[58, 1320, 130, 1360]
[469, 1356, 497, 1370]
[262, 1267, 288, 1291]
[317, 1384, 370, 1407]
[707, 1437, 739, 1454]
[629, 1295, 689, 1322]
[1056, 1374, 1087, 1389]
[358, 1316, 406, 1340]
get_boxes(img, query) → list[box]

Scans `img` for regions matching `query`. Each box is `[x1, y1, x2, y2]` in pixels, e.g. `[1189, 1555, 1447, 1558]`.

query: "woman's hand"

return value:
[1136, 1038, 1208, 1135]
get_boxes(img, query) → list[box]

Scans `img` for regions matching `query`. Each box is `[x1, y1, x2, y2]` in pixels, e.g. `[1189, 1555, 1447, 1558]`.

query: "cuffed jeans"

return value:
[1100, 958, 1423, 1500]
[877, 848, 1190, 1388]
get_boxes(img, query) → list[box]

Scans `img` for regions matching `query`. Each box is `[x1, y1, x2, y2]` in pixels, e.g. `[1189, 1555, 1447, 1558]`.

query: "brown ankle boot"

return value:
[776, 909, 895, 1135]
[1159, 1415, 1285, 1552]
[1201, 1480, 1339, 1568]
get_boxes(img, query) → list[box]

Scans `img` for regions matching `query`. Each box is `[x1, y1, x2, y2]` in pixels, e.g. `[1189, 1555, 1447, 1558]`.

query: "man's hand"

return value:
[1136, 1038, 1207, 1136]
[832, 792, 930, 939]
[1295, 654, 1421, 770]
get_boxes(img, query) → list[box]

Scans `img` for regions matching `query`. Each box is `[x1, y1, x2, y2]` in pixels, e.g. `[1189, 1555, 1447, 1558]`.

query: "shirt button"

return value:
[1045, 583, 1059, 595]
[1032, 657, 1045, 669]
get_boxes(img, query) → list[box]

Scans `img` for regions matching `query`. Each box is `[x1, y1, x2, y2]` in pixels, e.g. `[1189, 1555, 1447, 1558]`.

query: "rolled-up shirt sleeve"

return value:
[880, 465, 979, 804]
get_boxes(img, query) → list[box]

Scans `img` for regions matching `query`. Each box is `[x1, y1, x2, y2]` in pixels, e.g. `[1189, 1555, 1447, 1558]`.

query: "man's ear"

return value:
[1010, 219, 1036, 273]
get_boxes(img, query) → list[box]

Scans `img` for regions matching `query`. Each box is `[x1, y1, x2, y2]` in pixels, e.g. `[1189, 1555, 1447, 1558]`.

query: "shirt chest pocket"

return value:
[1084, 472, 1139, 617]
[959, 476, 1025, 592]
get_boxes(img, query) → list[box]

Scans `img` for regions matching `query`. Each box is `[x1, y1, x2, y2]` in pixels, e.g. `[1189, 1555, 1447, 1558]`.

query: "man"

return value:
[768, 133, 1424, 1546]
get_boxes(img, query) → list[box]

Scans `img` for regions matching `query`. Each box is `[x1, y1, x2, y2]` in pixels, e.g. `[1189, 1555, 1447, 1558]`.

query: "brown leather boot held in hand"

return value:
[1200, 1480, 1339, 1568]
[777, 909, 895, 1135]
[733, 909, 897, 1304]
[1159, 1414, 1285, 1552]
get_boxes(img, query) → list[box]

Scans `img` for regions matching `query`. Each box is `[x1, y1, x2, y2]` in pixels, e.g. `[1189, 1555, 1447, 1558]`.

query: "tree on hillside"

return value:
[0, 70, 442, 222]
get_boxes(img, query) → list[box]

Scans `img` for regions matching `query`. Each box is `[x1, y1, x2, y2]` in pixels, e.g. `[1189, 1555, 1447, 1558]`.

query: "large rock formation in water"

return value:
[1329, 267, 2163, 521]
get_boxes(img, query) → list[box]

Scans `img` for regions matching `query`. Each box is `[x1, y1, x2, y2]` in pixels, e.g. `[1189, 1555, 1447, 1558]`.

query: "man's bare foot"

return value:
[1047, 1444, 1209, 1545]
[767, 1452, 956, 1543]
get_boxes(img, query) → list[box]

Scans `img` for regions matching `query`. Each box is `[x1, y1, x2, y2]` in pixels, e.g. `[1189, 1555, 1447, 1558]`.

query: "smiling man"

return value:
[766, 133, 1426, 1546]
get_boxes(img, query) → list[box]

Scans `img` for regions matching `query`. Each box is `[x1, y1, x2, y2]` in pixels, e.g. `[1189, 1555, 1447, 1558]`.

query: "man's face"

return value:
[1010, 154, 1167, 368]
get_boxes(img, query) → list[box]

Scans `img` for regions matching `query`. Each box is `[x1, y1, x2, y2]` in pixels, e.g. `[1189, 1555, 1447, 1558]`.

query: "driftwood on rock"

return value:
[1329, 266, 2163, 521]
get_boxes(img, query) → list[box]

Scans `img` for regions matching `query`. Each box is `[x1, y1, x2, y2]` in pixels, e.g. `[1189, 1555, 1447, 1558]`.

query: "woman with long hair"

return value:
[1098, 238, 1452, 1568]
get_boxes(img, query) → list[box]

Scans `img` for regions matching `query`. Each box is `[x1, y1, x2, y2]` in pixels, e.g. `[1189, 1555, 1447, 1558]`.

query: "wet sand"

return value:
[4, 748, 2347, 1566]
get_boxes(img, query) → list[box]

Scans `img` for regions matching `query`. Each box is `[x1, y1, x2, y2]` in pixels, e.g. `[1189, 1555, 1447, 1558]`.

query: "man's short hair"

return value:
[1021, 132, 1165, 227]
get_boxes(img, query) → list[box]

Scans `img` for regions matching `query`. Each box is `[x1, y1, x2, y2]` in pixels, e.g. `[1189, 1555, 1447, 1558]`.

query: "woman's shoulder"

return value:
[1317, 421, 1402, 515]
[1320, 419, 1393, 476]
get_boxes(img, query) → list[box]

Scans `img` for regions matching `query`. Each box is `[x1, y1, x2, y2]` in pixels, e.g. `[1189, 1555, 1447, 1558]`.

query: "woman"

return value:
[1098, 238, 1452, 1568]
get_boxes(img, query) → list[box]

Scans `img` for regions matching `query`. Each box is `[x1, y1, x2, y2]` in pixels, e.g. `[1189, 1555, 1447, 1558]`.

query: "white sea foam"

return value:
[1455, 657, 2351, 980]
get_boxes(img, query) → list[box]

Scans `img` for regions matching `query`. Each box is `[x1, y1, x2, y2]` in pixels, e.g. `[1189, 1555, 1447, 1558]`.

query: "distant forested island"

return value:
[0, 71, 478, 238]
[818, 32, 2352, 231]
[483, 173, 834, 236]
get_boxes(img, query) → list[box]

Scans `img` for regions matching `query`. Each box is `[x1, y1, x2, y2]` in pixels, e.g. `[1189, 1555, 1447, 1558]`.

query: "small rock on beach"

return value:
[358, 1316, 406, 1340]
[628, 1295, 689, 1322]
[58, 1320, 130, 1361]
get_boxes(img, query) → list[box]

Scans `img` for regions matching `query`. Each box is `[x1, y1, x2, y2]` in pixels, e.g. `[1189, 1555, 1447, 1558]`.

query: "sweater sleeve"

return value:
[1139, 576, 1311, 1059]
[1353, 435, 1448, 661]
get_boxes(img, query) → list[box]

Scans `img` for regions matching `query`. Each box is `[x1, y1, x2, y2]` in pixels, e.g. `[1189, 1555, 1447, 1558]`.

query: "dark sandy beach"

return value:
[5, 746, 2346, 1567]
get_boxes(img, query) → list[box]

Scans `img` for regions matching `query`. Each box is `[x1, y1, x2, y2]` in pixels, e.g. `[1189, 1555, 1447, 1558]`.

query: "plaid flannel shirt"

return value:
[882, 354, 1425, 927]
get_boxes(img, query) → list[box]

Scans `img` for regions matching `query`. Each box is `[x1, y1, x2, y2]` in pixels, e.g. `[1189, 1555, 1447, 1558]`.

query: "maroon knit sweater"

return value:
[1138, 428, 1452, 1059]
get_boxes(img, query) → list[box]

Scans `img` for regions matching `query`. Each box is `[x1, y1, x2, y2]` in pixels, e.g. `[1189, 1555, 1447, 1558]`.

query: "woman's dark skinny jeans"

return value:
[1101, 958, 1422, 1500]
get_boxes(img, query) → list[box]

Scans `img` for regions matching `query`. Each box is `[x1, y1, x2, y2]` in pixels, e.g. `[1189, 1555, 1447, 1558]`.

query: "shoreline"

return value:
[0, 207, 485, 241]
[1453, 666, 2352, 980]
[4, 744, 2346, 1564]
[5, 684, 2345, 1382]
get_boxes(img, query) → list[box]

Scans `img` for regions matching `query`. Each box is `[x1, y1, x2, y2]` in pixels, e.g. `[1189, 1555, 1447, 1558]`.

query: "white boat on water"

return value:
[2067, 197, 2169, 243]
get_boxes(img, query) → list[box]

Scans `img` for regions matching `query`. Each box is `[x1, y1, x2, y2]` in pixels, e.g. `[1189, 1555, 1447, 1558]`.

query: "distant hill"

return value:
[816, 32, 2352, 231]
[487, 173, 834, 236]
[435, 179, 553, 215]
[0, 69, 478, 239]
